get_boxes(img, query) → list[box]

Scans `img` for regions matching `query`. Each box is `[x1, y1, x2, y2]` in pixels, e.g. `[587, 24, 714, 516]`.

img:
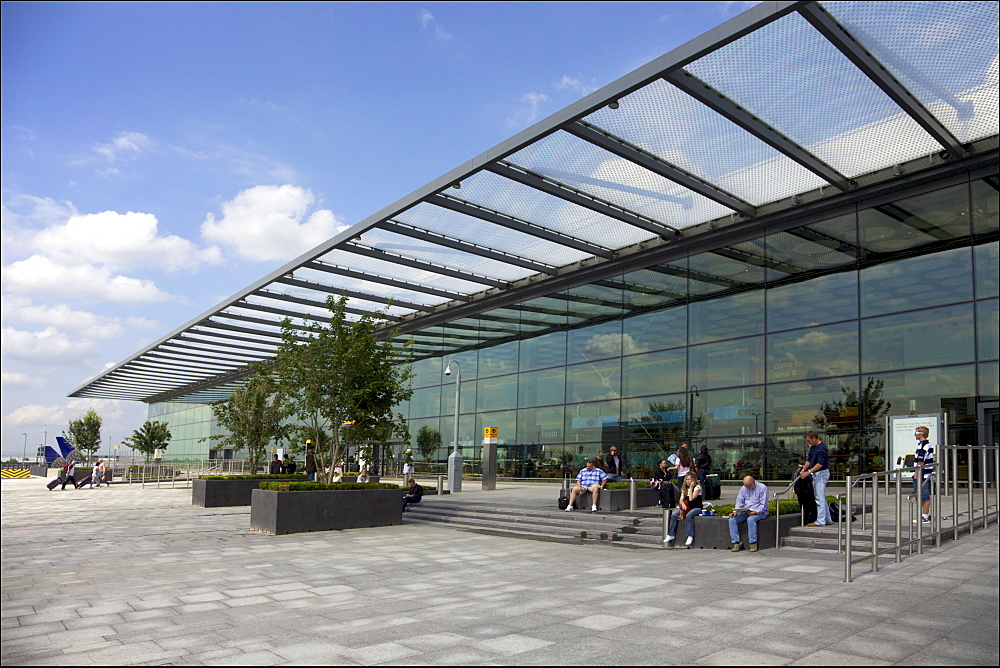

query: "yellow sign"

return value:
[483, 427, 498, 438]
[114, 445, 120, 450]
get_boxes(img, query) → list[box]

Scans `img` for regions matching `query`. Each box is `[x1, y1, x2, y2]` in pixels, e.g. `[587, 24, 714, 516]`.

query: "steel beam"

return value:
[342, 243, 508, 288]
[304, 260, 471, 302]
[251, 289, 400, 321]
[273, 276, 432, 312]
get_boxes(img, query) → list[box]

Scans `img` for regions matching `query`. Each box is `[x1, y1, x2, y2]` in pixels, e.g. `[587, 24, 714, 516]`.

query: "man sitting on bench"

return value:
[566, 460, 610, 513]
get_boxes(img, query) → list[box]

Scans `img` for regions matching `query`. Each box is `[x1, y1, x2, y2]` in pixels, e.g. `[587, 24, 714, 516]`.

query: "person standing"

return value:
[695, 445, 712, 488]
[670, 446, 694, 487]
[269, 454, 282, 475]
[605, 446, 625, 483]
[913, 426, 934, 523]
[91, 459, 106, 488]
[800, 430, 830, 526]
[305, 451, 318, 481]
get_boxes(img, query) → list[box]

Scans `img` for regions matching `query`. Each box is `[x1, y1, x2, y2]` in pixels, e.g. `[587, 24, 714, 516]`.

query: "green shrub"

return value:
[199, 474, 309, 480]
[257, 481, 400, 492]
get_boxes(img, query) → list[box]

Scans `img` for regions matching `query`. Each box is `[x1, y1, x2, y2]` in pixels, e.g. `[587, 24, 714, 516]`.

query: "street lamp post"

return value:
[22, 433, 28, 462]
[686, 385, 700, 443]
[444, 361, 462, 493]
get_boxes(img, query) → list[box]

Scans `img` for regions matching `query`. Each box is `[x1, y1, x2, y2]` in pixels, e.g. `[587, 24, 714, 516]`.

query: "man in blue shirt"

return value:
[566, 460, 610, 512]
[800, 430, 830, 526]
[728, 476, 769, 552]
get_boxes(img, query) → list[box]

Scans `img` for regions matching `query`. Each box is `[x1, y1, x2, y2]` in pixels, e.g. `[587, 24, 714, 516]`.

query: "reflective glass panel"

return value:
[767, 375, 860, 435]
[979, 362, 999, 402]
[568, 319, 623, 365]
[860, 246, 974, 318]
[519, 331, 567, 372]
[972, 178, 999, 236]
[440, 379, 477, 416]
[438, 414, 478, 452]
[410, 357, 442, 388]
[409, 386, 441, 418]
[859, 184, 970, 260]
[623, 304, 687, 356]
[767, 321, 859, 383]
[764, 213, 858, 281]
[975, 242, 999, 299]
[518, 367, 566, 408]
[689, 337, 765, 390]
[623, 393, 687, 448]
[622, 265, 687, 310]
[475, 411, 518, 447]
[622, 348, 687, 398]
[767, 270, 859, 333]
[517, 406, 566, 445]
[565, 400, 622, 445]
[874, 365, 977, 425]
[978, 299, 999, 361]
[698, 386, 766, 438]
[478, 341, 519, 378]
[689, 290, 765, 345]
[861, 303, 976, 373]
[689, 250, 765, 298]
[566, 359, 622, 403]
[476, 375, 518, 412]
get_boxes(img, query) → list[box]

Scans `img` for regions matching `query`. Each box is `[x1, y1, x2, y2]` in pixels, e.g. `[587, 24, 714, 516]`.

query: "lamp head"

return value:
[444, 364, 452, 376]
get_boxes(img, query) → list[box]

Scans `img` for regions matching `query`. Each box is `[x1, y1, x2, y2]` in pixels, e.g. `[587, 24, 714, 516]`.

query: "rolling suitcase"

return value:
[47, 478, 62, 490]
[75, 475, 92, 488]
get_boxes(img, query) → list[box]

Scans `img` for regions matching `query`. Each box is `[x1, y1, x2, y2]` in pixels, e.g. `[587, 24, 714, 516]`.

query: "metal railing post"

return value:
[662, 507, 670, 547]
[844, 478, 852, 582]
[967, 450, 975, 535]
[951, 445, 959, 541]
[894, 469, 902, 563]
[871, 476, 879, 572]
[980, 447, 987, 528]
[629, 478, 637, 512]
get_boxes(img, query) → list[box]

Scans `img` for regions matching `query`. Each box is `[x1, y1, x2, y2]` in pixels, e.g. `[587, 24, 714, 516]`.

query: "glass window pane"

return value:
[409, 387, 441, 418]
[566, 360, 622, 403]
[438, 414, 477, 453]
[690, 290, 764, 345]
[622, 265, 687, 311]
[860, 246, 974, 318]
[689, 250, 765, 298]
[623, 304, 687, 355]
[972, 178, 999, 236]
[767, 321, 859, 383]
[440, 379, 477, 416]
[622, 348, 687, 398]
[623, 393, 687, 449]
[518, 368, 566, 408]
[975, 241, 999, 299]
[859, 184, 970, 259]
[476, 411, 518, 449]
[768, 375, 860, 435]
[699, 386, 765, 439]
[478, 341, 519, 378]
[765, 213, 858, 280]
[519, 331, 567, 372]
[875, 365, 977, 426]
[476, 375, 517, 412]
[568, 319, 623, 365]
[767, 270, 859, 332]
[862, 303, 975, 373]
[978, 299, 999, 361]
[565, 400, 621, 445]
[689, 337, 764, 390]
[517, 406, 565, 445]
[410, 357, 442, 388]
[979, 362, 999, 402]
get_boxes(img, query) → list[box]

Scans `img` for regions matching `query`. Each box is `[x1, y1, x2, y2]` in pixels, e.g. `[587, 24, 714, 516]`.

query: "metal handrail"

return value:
[845, 445, 998, 582]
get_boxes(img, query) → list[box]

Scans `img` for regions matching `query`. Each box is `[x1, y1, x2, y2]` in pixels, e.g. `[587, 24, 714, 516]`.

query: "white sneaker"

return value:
[664, 535, 674, 543]
[591, 505, 598, 512]
[685, 536, 694, 547]
[565, 505, 574, 512]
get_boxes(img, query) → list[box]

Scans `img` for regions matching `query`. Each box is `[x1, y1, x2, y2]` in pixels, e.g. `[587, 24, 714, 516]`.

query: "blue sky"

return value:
[1, 1, 757, 457]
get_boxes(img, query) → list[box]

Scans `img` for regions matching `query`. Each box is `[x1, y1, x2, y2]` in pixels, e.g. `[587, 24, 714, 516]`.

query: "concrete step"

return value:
[406, 503, 664, 532]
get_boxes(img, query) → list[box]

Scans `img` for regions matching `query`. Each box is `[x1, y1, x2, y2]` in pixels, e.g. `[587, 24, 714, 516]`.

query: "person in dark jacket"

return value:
[653, 459, 678, 508]
[270, 455, 282, 475]
[605, 446, 625, 482]
[402, 478, 423, 512]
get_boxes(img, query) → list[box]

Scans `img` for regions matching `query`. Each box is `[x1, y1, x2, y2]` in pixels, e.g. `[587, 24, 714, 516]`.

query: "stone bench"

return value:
[662, 511, 801, 550]
[569, 486, 659, 511]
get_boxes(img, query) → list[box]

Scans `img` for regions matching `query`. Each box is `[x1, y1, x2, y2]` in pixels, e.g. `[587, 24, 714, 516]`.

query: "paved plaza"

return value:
[2, 477, 997, 666]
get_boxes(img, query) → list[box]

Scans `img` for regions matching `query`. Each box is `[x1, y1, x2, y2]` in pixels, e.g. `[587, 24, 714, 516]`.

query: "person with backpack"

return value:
[60, 461, 78, 490]
[653, 459, 678, 508]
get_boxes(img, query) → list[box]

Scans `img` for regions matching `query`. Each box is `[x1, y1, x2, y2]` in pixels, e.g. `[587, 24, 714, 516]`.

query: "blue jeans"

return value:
[668, 508, 702, 538]
[912, 477, 931, 501]
[729, 509, 769, 544]
[812, 469, 830, 525]
[608, 474, 622, 483]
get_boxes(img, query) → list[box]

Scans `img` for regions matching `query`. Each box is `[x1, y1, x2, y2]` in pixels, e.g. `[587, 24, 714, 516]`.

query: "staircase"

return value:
[402, 501, 667, 549]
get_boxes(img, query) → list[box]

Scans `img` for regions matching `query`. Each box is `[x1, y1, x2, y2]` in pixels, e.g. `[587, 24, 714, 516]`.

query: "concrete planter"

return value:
[192, 478, 303, 507]
[664, 512, 801, 550]
[570, 486, 659, 511]
[339, 476, 381, 483]
[249, 487, 404, 535]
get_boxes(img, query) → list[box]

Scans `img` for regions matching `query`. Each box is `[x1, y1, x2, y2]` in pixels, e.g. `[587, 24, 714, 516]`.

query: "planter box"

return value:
[192, 478, 303, 507]
[339, 476, 380, 483]
[665, 512, 801, 550]
[250, 488, 404, 535]
[571, 486, 659, 511]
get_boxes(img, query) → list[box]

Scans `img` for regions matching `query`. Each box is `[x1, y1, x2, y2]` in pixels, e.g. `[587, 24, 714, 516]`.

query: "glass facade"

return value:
[150, 176, 1000, 477]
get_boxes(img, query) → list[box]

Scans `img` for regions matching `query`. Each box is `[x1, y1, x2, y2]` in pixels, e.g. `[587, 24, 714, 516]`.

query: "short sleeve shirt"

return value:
[577, 467, 609, 488]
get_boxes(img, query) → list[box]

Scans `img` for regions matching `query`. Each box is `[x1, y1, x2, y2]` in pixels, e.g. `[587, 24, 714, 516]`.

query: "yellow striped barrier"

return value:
[1, 469, 31, 479]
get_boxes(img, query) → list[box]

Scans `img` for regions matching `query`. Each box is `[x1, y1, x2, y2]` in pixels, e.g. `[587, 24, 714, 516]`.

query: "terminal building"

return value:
[70, 1, 999, 482]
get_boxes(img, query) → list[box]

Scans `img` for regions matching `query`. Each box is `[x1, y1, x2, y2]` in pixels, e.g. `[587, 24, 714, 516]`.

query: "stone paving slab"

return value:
[2, 477, 997, 666]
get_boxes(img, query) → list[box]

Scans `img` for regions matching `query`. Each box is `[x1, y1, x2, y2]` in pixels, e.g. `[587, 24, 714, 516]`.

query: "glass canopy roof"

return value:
[70, 0, 999, 404]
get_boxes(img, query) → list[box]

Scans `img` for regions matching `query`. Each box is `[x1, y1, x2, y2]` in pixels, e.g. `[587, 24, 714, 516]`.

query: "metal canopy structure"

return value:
[69, 0, 1000, 405]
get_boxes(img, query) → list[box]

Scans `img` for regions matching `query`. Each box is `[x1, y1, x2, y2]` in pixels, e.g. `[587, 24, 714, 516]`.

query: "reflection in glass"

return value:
[977, 299, 999, 361]
[689, 290, 764, 345]
[622, 265, 687, 310]
[622, 348, 686, 398]
[478, 341, 519, 378]
[861, 303, 975, 373]
[568, 319, 623, 365]
[859, 184, 970, 259]
[409, 386, 441, 418]
[566, 360, 622, 403]
[622, 393, 687, 477]
[520, 331, 567, 372]
[765, 213, 857, 281]
[768, 375, 860, 435]
[767, 270, 858, 332]
[698, 386, 765, 438]
[476, 375, 517, 412]
[873, 365, 977, 426]
[440, 380, 477, 416]
[979, 362, 999, 401]
[411, 357, 443, 388]
[518, 368, 566, 408]
[860, 246, 974, 318]
[689, 337, 764, 389]
[689, 250, 764, 298]
[975, 241, 999, 298]
[623, 305, 687, 355]
[972, 178, 998, 236]
[517, 406, 565, 445]
[767, 321, 859, 382]
[565, 400, 622, 445]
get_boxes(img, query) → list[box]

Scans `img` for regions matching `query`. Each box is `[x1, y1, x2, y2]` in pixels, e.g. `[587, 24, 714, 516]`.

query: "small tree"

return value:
[415, 425, 442, 461]
[269, 295, 413, 484]
[124, 421, 171, 462]
[64, 408, 102, 462]
[204, 374, 290, 474]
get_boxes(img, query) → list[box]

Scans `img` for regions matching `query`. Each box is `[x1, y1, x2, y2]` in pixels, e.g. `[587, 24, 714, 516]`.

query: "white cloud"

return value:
[507, 92, 552, 129]
[1, 296, 158, 339]
[2, 255, 173, 304]
[92, 131, 154, 163]
[33, 210, 222, 272]
[554, 75, 598, 97]
[200, 185, 349, 262]
[1, 371, 43, 389]
[1, 326, 99, 365]
[4, 398, 145, 433]
[419, 9, 453, 40]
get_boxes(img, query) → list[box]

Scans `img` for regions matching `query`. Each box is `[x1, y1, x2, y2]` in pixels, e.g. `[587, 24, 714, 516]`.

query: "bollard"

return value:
[629, 478, 637, 511]
[437, 475, 444, 496]
[662, 507, 670, 547]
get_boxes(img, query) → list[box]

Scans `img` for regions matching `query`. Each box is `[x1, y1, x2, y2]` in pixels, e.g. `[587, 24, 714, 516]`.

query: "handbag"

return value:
[679, 498, 690, 519]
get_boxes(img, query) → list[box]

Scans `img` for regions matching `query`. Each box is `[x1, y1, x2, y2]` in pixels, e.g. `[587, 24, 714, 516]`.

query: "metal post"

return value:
[980, 447, 987, 528]
[967, 449, 974, 535]
[446, 362, 463, 493]
[629, 478, 637, 512]
[437, 475, 444, 496]
[871, 476, 879, 572]
[662, 507, 670, 547]
[952, 445, 960, 542]
[894, 469, 902, 563]
[844, 477, 852, 582]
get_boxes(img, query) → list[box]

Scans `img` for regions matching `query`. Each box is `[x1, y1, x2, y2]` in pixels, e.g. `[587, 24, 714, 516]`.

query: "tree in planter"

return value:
[204, 374, 290, 474]
[269, 296, 413, 484]
[123, 420, 171, 462]
[64, 408, 102, 462]
[415, 425, 442, 462]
